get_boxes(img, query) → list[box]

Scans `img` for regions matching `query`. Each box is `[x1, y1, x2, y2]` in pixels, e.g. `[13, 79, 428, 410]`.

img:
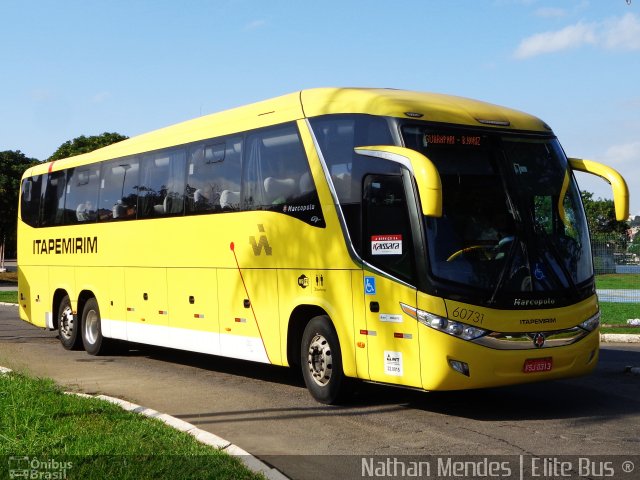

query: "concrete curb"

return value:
[600, 333, 640, 343]
[91, 394, 286, 479]
[0, 366, 287, 480]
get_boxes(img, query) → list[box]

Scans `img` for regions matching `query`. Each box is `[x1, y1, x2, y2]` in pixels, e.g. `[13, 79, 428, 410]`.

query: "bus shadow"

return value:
[349, 347, 640, 422]
[366, 380, 639, 422]
[114, 342, 640, 422]
[121, 343, 306, 388]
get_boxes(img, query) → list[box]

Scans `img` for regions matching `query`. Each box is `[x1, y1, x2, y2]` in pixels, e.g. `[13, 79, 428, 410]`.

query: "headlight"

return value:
[416, 309, 487, 341]
[579, 311, 600, 332]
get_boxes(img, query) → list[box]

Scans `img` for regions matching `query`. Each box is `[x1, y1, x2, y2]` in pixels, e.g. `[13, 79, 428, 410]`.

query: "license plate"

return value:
[523, 357, 553, 373]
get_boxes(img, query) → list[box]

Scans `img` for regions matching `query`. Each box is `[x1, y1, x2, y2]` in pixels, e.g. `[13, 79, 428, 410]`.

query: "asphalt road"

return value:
[1, 305, 639, 480]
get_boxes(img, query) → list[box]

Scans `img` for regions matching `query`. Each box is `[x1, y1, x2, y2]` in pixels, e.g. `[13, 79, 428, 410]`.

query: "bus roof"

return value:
[26, 88, 550, 177]
[300, 88, 549, 132]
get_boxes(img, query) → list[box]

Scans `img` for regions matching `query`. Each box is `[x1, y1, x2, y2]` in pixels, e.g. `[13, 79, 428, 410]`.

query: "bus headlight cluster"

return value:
[579, 311, 600, 332]
[416, 310, 487, 341]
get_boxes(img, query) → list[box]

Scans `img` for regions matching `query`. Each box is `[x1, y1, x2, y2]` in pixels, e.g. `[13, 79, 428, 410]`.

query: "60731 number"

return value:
[452, 307, 484, 324]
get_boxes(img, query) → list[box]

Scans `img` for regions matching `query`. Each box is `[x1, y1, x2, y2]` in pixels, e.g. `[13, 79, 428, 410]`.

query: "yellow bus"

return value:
[18, 88, 629, 404]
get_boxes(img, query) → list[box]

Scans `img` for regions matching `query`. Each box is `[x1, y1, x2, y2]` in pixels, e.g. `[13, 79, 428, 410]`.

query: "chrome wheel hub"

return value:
[307, 334, 332, 386]
[84, 309, 99, 345]
[59, 306, 74, 339]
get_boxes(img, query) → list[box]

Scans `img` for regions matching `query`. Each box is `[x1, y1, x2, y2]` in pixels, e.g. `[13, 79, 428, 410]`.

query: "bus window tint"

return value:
[138, 149, 186, 218]
[98, 158, 140, 221]
[186, 137, 242, 214]
[40, 171, 67, 227]
[243, 124, 323, 226]
[65, 167, 100, 224]
[20, 175, 43, 227]
[244, 125, 300, 208]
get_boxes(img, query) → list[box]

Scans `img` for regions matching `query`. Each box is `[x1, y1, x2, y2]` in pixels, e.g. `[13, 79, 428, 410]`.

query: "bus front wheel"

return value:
[301, 315, 348, 404]
[81, 298, 110, 355]
[58, 295, 82, 350]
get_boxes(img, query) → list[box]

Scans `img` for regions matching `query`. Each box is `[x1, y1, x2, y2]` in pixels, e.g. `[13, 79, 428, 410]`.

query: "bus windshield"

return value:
[402, 125, 593, 303]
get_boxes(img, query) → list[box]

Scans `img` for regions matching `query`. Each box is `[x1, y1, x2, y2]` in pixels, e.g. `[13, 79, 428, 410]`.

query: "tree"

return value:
[0, 151, 40, 256]
[1, 133, 128, 257]
[580, 191, 629, 241]
[48, 132, 128, 161]
[629, 234, 640, 256]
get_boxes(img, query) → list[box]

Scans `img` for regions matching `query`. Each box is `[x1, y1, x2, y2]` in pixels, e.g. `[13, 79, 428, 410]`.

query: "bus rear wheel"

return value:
[81, 298, 111, 355]
[58, 295, 82, 350]
[301, 315, 348, 404]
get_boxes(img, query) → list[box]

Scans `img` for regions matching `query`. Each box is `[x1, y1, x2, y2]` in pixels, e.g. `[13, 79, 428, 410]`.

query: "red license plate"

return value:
[523, 357, 553, 373]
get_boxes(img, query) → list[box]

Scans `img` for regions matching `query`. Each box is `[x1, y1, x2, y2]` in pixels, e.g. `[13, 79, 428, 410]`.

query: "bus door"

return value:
[361, 173, 422, 387]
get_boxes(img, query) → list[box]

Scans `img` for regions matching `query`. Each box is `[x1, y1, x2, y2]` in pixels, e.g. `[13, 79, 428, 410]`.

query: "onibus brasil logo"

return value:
[9, 456, 73, 479]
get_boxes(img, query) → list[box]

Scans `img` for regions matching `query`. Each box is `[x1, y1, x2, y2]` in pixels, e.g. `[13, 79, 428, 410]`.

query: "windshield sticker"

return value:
[384, 351, 403, 376]
[534, 263, 546, 281]
[371, 235, 402, 255]
[513, 163, 528, 175]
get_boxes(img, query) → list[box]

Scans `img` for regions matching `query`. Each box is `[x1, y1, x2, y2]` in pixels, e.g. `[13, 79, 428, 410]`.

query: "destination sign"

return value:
[426, 133, 482, 147]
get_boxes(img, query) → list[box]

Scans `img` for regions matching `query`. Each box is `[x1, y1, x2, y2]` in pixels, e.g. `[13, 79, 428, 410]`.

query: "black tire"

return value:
[81, 298, 110, 355]
[58, 295, 82, 350]
[300, 315, 349, 404]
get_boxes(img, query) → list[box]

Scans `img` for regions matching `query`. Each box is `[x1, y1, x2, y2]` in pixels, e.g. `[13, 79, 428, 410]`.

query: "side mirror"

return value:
[354, 146, 442, 217]
[569, 158, 629, 221]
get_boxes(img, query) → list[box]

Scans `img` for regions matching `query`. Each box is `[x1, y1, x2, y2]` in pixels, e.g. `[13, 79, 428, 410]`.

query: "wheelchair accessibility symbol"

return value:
[364, 276, 376, 295]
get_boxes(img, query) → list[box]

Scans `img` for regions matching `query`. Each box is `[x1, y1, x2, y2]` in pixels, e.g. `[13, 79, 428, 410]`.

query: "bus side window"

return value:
[21, 176, 43, 227]
[186, 136, 242, 214]
[244, 125, 296, 209]
[65, 167, 100, 224]
[243, 123, 324, 226]
[98, 158, 140, 221]
[40, 171, 67, 227]
[138, 149, 186, 218]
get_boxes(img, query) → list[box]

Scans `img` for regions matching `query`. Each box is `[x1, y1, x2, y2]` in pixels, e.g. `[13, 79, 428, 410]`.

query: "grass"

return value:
[599, 302, 639, 334]
[0, 270, 18, 304]
[0, 291, 17, 303]
[595, 274, 640, 290]
[596, 275, 639, 334]
[0, 372, 264, 480]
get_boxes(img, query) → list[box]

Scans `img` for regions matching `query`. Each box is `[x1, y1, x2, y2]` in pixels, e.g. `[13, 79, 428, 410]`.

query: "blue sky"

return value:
[1, 0, 638, 216]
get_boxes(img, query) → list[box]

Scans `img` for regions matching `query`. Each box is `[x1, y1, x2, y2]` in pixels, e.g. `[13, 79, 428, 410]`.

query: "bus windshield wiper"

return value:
[489, 148, 529, 304]
[535, 228, 579, 297]
[488, 238, 518, 305]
